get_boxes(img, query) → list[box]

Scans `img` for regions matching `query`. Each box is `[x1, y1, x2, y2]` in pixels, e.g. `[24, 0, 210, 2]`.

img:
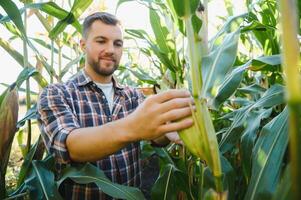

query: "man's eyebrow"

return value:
[94, 36, 107, 40]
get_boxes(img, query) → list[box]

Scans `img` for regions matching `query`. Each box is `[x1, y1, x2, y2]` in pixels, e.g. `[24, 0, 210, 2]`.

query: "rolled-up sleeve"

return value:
[37, 85, 80, 164]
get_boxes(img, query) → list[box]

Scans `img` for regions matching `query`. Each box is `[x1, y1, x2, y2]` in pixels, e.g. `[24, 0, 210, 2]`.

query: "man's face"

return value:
[81, 20, 123, 77]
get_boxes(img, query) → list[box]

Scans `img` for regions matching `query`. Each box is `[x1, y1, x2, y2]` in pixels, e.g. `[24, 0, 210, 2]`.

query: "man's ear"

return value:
[80, 39, 86, 52]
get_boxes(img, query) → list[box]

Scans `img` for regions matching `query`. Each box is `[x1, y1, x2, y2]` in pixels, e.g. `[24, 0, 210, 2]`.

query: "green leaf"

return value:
[149, 8, 171, 54]
[166, 0, 199, 18]
[116, 0, 135, 14]
[0, 83, 38, 95]
[17, 104, 37, 128]
[219, 106, 251, 153]
[238, 84, 266, 94]
[126, 29, 178, 73]
[151, 164, 189, 200]
[17, 137, 39, 186]
[3, 21, 22, 37]
[245, 108, 289, 200]
[220, 85, 285, 153]
[249, 55, 281, 71]
[220, 155, 235, 200]
[202, 28, 240, 99]
[241, 20, 275, 33]
[241, 108, 273, 181]
[209, 12, 248, 50]
[272, 165, 292, 200]
[15, 67, 38, 88]
[49, 0, 93, 39]
[211, 55, 282, 109]
[60, 53, 84, 78]
[0, 0, 25, 37]
[30, 37, 71, 60]
[24, 157, 63, 200]
[25, 2, 69, 19]
[58, 163, 145, 200]
[251, 84, 285, 109]
[211, 61, 250, 109]
[127, 67, 157, 85]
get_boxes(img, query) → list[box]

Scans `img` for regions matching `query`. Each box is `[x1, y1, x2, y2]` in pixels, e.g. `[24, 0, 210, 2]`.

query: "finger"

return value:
[154, 89, 190, 103]
[157, 118, 194, 134]
[159, 97, 194, 113]
[159, 107, 194, 124]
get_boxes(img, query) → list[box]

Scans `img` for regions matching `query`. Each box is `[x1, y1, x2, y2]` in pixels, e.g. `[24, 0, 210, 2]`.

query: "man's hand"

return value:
[127, 89, 194, 142]
[66, 89, 193, 162]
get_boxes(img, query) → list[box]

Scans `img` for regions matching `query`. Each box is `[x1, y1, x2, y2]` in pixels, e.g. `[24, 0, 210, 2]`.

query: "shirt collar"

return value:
[74, 69, 124, 90]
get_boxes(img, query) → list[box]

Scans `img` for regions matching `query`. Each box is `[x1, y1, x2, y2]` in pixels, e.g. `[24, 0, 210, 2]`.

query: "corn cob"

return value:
[0, 85, 19, 198]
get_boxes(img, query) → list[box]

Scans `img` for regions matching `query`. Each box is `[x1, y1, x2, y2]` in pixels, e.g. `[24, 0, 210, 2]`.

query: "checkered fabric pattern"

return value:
[38, 70, 145, 200]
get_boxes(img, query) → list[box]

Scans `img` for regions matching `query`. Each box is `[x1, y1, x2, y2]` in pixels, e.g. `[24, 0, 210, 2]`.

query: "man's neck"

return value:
[84, 67, 112, 84]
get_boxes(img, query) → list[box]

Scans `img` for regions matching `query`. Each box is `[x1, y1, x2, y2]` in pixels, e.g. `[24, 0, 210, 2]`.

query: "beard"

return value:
[88, 57, 118, 76]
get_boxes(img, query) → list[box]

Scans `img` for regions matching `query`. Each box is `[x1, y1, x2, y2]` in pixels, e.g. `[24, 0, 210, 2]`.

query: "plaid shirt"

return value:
[38, 70, 145, 200]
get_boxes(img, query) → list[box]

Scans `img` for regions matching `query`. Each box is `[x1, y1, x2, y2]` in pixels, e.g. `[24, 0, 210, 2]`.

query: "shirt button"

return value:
[102, 96, 106, 99]
[108, 117, 112, 121]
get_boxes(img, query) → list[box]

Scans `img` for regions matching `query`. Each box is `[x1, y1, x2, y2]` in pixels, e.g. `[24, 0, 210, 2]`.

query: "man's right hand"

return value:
[127, 89, 194, 141]
[66, 89, 194, 162]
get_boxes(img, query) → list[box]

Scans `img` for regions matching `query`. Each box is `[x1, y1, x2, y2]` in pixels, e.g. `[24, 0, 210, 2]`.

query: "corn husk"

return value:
[0, 86, 19, 174]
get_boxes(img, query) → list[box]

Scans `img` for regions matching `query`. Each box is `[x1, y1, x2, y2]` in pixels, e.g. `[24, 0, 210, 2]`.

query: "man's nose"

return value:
[104, 42, 114, 54]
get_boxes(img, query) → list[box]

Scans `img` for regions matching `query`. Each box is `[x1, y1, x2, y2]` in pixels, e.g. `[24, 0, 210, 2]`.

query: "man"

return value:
[38, 12, 193, 199]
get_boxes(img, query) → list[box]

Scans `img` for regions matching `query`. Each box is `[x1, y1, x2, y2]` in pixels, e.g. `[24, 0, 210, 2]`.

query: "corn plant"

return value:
[118, 0, 299, 200]
[278, 0, 301, 199]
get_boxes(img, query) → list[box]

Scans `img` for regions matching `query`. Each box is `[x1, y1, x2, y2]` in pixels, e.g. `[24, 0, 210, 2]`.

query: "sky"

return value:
[0, 0, 247, 94]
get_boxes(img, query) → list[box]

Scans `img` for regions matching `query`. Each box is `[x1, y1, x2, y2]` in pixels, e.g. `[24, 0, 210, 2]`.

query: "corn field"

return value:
[0, 0, 300, 199]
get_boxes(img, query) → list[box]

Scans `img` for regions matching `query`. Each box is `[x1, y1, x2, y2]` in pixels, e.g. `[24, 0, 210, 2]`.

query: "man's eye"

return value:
[97, 41, 105, 43]
[115, 43, 123, 47]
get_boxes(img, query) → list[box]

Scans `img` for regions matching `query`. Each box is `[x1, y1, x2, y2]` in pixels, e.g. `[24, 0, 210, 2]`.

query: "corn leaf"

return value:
[251, 84, 285, 109]
[0, 83, 38, 95]
[60, 53, 84, 78]
[166, 0, 199, 18]
[58, 163, 145, 200]
[211, 61, 250, 109]
[209, 12, 248, 51]
[272, 165, 292, 200]
[149, 9, 172, 54]
[17, 104, 37, 128]
[220, 85, 285, 153]
[11, 156, 63, 200]
[241, 108, 273, 180]
[151, 164, 190, 200]
[237, 84, 266, 94]
[202, 28, 240, 99]
[244, 108, 289, 200]
[30, 37, 71, 60]
[17, 137, 39, 187]
[212, 55, 282, 109]
[0, 0, 25, 37]
[49, 0, 93, 39]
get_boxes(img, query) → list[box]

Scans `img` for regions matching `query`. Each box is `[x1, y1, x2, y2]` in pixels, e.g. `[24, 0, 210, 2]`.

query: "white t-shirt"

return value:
[94, 82, 114, 113]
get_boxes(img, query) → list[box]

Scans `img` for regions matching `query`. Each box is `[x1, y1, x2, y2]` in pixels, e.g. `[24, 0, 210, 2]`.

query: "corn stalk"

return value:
[172, 0, 223, 195]
[278, 0, 301, 200]
[23, 7, 32, 155]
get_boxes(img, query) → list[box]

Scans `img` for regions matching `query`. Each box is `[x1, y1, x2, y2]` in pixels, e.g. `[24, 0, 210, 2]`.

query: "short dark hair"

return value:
[82, 12, 120, 38]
